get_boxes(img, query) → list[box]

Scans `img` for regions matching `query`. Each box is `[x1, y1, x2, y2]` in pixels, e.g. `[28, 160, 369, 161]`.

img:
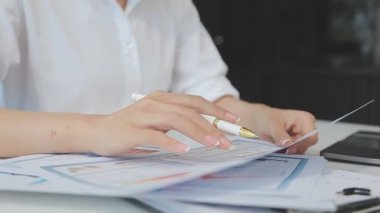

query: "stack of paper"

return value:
[0, 131, 379, 212]
[140, 153, 331, 211]
[139, 169, 380, 212]
[0, 133, 287, 197]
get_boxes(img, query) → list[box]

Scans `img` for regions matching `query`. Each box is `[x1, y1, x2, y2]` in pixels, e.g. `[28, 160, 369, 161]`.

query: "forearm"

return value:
[0, 109, 98, 157]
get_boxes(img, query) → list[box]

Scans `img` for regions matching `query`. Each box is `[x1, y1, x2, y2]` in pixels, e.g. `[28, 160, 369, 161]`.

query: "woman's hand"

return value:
[247, 105, 318, 154]
[214, 96, 318, 154]
[88, 91, 238, 156]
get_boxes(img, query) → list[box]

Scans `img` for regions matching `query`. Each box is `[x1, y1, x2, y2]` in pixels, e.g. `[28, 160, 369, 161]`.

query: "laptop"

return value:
[321, 131, 380, 166]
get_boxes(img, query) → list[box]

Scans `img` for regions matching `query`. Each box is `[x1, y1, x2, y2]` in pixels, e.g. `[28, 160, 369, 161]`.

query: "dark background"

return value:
[193, 0, 380, 125]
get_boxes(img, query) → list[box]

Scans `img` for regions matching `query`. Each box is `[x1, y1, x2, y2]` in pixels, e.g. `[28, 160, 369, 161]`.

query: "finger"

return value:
[287, 122, 302, 137]
[287, 121, 308, 142]
[288, 113, 318, 153]
[147, 91, 239, 123]
[136, 99, 233, 149]
[269, 122, 293, 146]
[285, 132, 318, 154]
[294, 111, 317, 135]
[285, 147, 298, 155]
[158, 103, 234, 149]
[286, 144, 305, 154]
[136, 110, 232, 149]
[285, 135, 318, 154]
[137, 130, 190, 154]
[292, 134, 318, 154]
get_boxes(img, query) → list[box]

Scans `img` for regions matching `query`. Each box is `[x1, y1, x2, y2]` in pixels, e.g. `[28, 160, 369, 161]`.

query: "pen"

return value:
[131, 93, 258, 139]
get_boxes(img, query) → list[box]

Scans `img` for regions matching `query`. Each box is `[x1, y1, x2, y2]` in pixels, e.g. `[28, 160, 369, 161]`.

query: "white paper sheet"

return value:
[311, 169, 380, 205]
[0, 136, 283, 197]
[141, 154, 333, 212]
[141, 160, 380, 212]
[139, 198, 281, 213]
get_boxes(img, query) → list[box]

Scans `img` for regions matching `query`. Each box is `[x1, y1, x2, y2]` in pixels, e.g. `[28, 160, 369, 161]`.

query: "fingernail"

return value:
[219, 136, 233, 150]
[176, 144, 190, 153]
[286, 147, 298, 155]
[280, 138, 291, 146]
[205, 135, 221, 146]
[225, 112, 240, 122]
[228, 145, 236, 150]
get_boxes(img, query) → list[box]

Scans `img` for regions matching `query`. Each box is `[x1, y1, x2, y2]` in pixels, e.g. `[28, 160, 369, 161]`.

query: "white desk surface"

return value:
[1, 120, 379, 212]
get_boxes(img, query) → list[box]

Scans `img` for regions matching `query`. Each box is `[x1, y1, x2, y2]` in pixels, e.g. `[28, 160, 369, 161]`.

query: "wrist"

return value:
[51, 114, 103, 154]
[235, 103, 271, 128]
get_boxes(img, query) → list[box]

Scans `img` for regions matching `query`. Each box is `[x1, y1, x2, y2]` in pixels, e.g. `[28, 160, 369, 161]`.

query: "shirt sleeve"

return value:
[0, 0, 22, 81]
[169, 0, 239, 102]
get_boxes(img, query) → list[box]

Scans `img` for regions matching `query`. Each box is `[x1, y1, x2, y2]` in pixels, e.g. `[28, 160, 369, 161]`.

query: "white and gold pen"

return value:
[131, 93, 258, 139]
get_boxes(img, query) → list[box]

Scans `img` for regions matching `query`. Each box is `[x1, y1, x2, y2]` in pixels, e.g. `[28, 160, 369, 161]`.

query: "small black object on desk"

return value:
[336, 197, 380, 212]
[337, 187, 371, 196]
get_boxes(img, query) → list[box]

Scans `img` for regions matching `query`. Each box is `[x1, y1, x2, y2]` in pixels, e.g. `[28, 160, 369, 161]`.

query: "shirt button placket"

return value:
[116, 16, 141, 102]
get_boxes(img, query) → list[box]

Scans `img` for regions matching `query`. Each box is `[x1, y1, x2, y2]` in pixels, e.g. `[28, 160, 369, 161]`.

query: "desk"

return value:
[0, 121, 379, 212]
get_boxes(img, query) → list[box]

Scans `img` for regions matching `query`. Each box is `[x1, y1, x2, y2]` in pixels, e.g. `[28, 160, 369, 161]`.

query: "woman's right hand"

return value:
[87, 91, 238, 156]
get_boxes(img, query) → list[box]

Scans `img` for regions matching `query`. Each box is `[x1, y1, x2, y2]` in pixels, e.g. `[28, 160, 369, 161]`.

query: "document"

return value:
[0, 135, 283, 196]
[139, 198, 280, 213]
[141, 159, 380, 212]
[141, 154, 333, 212]
[311, 169, 380, 205]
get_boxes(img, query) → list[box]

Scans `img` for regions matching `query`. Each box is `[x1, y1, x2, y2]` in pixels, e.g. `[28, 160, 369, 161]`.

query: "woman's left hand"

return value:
[247, 106, 318, 154]
[215, 96, 318, 154]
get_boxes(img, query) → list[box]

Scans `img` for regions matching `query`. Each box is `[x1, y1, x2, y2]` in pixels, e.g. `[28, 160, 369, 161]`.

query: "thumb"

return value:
[271, 126, 292, 146]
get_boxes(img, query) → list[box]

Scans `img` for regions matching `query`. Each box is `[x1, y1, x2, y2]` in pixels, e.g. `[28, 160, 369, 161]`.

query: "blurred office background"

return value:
[193, 0, 380, 125]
